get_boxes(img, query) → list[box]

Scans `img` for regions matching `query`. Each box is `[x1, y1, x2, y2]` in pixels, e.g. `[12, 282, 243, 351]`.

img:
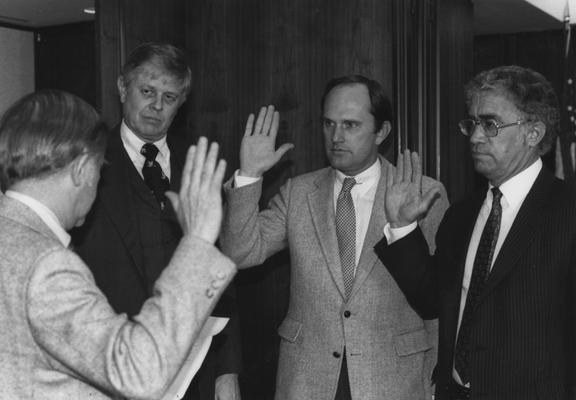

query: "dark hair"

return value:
[0, 90, 108, 190]
[321, 75, 393, 131]
[465, 65, 560, 154]
[121, 42, 192, 95]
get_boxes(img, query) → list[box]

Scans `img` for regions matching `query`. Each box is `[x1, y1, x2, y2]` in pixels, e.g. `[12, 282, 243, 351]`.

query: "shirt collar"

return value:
[5, 190, 71, 247]
[489, 158, 542, 209]
[120, 120, 169, 158]
[335, 158, 381, 194]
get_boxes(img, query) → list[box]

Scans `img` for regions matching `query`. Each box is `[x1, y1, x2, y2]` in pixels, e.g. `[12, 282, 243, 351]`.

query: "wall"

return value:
[0, 26, 34, 115]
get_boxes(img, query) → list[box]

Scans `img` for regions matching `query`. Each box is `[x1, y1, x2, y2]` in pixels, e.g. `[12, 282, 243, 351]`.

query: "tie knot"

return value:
[341, 177, 356, 193]
[141, 143, 159, 161]
[491, 187, 502, 204]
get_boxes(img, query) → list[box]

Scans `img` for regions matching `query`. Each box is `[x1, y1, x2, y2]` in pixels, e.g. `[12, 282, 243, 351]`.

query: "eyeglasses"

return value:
[458, 118, 524, 137]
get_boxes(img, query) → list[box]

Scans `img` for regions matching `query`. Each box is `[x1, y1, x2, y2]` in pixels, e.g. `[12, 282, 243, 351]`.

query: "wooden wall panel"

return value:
[437, 0, 476, 200]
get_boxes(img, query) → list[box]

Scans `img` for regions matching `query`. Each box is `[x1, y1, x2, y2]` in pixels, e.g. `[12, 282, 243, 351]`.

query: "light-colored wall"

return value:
[0, 27, 34, 116]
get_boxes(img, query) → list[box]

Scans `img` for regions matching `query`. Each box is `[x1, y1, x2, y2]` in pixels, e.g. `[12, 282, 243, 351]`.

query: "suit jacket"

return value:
[72, 128, 241, 399]
[375, 167, 576, 400]
[0, 195, 235, 400]
[220, 157, 449, 400]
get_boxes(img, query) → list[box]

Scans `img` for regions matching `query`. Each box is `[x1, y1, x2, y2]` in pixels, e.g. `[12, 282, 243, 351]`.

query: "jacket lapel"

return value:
[308, 168, 347, 298]
[349, 157, 390, 299]
[479, 168, 554, 302]
[98, 130, 147, 280]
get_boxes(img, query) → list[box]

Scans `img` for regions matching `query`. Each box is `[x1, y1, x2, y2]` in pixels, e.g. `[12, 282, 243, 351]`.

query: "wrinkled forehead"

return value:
[129, 62, 188, 93]
[468, 87, 522, 118]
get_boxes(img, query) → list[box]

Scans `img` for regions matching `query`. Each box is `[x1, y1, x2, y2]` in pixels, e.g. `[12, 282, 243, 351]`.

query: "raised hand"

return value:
[165, 137, 227, 244]
[385, 149, 441, 228]
[239, 105, 294, 178]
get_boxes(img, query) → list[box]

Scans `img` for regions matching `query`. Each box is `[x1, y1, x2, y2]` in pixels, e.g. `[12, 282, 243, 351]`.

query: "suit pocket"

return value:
[278, 316, 302, 343]
[394, 328, 432, 356]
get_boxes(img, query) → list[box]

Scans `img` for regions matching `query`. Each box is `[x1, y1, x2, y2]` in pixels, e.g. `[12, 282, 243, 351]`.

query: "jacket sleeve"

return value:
[374, 179, 450, 320]
[27, 236, 236, 400]
[220, 177, 290, 268]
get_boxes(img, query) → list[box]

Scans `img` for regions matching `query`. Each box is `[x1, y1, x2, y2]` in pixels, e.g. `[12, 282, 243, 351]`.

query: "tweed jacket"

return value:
[375, 167, 576, 399]
[220, 157, 449, 400]
[0, 195, 235, 400]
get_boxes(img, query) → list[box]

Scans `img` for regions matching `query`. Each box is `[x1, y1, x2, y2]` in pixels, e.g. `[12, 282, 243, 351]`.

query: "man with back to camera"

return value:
[0, 89, 235, 399]
[376, 65, 576, 399]
[72, 42, 242, 400]
[219, 75, 450, 400]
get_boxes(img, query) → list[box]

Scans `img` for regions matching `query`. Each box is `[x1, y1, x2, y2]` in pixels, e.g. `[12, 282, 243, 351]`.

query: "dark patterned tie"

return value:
[454, 187, 503, 385]
[336, 177, 357, 299]
[141, 143, 170, 209]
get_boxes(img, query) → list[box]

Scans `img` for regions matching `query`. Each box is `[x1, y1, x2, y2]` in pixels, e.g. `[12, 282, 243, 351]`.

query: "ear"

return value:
[375, 121, 392, 146]
[69, 154, 93, 187]
[526, 121, 546, 148]
[117, 76, 127, 103]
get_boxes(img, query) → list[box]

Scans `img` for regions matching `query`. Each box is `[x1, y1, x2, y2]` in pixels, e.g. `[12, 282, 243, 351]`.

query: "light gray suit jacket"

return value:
[221, 157, 449, 400]
[0, 195, 236, 400]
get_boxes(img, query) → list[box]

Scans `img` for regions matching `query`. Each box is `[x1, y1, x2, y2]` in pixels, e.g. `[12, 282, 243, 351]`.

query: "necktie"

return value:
[141, 143, 170, 209]
[454, 187, 503, 385]
[336, 177, 357, 299]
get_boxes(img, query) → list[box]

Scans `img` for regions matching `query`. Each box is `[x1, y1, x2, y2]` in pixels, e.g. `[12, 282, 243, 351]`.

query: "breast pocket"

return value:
[277, 316, 303, 344]
[394, 328, 432, 357]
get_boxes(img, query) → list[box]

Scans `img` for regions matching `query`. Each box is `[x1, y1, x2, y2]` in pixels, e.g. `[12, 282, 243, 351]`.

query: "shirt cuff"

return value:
[383, 222, 418, 244]
[233, 170, 261, 188]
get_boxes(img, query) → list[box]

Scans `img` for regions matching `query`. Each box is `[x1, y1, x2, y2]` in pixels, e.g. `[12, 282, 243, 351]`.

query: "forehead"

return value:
[469, 89, 521, 119]
[130, 62, 186, 92]
[323, 83, 372, 116]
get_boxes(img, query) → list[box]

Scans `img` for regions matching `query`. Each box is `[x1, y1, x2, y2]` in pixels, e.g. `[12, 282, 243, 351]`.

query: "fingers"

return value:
[200, 141, 220, 193]
[421, 186, 441, 214]
[212, 159, 227, 192]
[386, 163, 394, 188]
[411, 151, 423, 189]
[252, 106, 266, 135]
[268, 111, 280, 139]
[180, 145, 197, 199]
[243, 114, 255, 137]
[395, 151, 403, 184]
[402, 149, 412, 182]
[274, 143, 294, 161]
[261, 105, 275, 136]
[249, 105, 276, 136]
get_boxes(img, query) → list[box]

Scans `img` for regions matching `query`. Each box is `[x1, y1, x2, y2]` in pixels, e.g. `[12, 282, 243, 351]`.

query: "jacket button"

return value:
[333, 351, 341, 358]
[343, 310, 351, 318]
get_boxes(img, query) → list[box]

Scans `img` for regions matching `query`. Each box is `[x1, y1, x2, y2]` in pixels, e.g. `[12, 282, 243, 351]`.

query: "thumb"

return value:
[274, 143, 294, 161]
[420, 187, 441, 214]
[165, 191, 179, 212]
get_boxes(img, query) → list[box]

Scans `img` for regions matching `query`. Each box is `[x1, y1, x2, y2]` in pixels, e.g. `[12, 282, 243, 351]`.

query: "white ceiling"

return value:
[0, 0, 566, 34]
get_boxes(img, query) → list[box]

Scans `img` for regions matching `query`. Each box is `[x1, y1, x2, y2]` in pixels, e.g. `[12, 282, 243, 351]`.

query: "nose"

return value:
[150, 95, 163, 111]
[469, 122, 486, 144]
[332, 125, 344, 143]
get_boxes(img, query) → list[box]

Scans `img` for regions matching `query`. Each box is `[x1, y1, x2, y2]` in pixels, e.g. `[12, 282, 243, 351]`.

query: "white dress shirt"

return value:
[235, 159, 381, 272]
[120, 121, 171, 180]
[5, 190, 71, 247]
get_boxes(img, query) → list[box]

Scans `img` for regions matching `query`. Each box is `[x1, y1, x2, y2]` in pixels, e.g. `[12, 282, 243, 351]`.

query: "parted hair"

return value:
[321, 74, 393, 132]
[465, 65, 560, 155]
[0, 90, 108, 190]
[120, 42, 192, 95]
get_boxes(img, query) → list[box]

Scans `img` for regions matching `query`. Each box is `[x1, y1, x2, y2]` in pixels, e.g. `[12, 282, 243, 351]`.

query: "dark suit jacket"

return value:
[72, 127, 241, 399]
[375, 167, 576, 400]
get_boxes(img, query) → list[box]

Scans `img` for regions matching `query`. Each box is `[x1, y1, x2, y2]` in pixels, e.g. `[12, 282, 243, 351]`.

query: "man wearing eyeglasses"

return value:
[375, 65, 576, 399]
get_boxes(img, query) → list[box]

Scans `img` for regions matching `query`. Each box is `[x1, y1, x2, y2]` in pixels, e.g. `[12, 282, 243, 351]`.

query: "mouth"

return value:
[142, 116, 162, 125]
